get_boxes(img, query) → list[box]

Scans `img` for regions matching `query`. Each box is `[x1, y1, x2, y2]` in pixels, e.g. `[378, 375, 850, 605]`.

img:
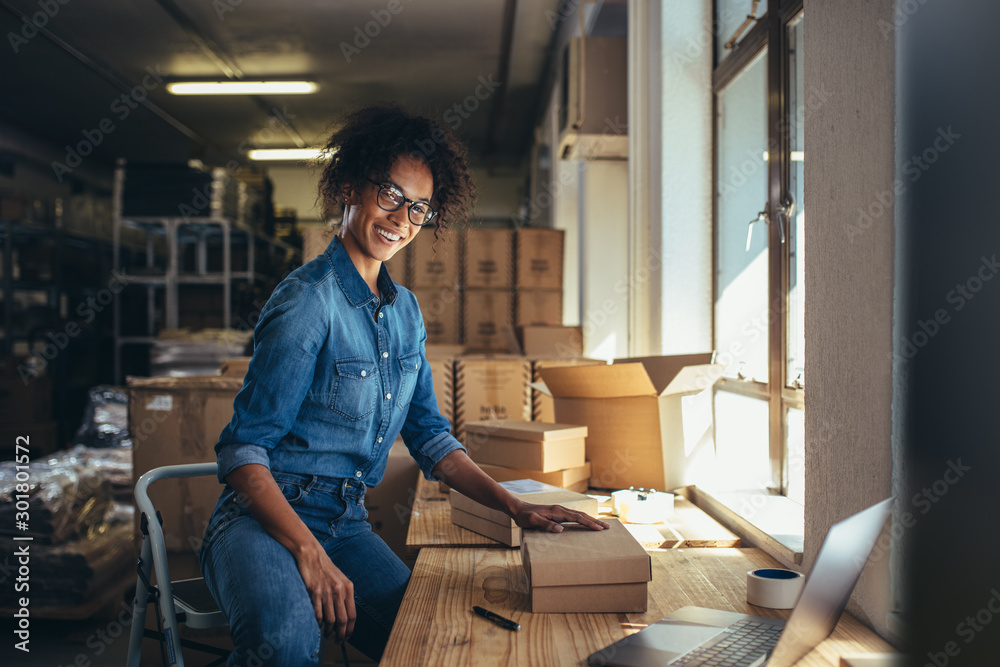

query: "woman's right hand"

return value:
[294, 544, 357, 644]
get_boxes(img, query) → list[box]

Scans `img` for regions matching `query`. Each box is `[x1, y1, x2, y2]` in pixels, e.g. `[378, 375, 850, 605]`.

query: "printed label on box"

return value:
[145, 395, 174, 411]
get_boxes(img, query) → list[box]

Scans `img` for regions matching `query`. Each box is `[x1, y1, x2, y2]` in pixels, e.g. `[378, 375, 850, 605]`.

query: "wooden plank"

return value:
[383, 547, 895, 667]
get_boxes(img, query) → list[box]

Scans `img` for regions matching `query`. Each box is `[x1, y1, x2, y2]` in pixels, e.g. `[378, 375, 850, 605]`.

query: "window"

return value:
[711, 1, 805, 505]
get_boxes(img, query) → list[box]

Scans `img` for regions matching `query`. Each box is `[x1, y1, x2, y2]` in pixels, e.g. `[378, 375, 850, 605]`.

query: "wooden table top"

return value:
[405, 474, 740, 558]
[382, 547, 894, 667]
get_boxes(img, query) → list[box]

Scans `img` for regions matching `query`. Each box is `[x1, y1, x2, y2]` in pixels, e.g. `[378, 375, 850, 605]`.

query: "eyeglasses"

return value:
[366, 178, 438, 226]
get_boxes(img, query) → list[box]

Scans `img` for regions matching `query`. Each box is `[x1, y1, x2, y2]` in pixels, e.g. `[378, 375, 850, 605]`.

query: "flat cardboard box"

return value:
[413, 286, 462, 345]
[476, 461, 591, 493]
[463, 419, 587, 472]
[453, 357, 531, 443]
[450, 479, 598, 547]
[219, 357, 251, 379]
[515, 228, 564, 290]
[516, 325, 583, 358]
[536, 354, 723, 490]
[531, 358, 606, 422]
[129, 375, 239, 553]
[463, 228, 514, 288]
[411, 230, 460, 288]
[521, 518, 651, 613]
[462, 288, 515, 352]
[515, 289, 563, 326]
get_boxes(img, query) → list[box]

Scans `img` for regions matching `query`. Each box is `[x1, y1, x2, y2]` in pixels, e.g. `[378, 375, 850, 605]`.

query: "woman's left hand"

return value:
[512, 502, 610, 533]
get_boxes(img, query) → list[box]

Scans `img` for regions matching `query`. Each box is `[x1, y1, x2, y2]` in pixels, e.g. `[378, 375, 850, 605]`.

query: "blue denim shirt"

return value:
[214, 235, 465, 487]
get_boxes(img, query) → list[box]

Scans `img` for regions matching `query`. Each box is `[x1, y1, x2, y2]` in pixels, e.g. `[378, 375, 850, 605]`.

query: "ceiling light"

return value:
[166, 81, 318, 95]
[248, 148, 329, 161]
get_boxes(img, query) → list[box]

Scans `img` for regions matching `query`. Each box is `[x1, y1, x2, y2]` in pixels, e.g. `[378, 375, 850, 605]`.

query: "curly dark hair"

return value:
[317, 105, 475, 237]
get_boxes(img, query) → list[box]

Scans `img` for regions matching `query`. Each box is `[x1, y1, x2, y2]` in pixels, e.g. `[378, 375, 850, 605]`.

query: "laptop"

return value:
[588, 497, 894, 667]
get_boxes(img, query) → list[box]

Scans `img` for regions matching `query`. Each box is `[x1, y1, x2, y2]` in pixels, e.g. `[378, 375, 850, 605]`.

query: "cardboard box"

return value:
[453, 356, 531, 443]
[463, 228, 514, 288]
[219, 357, 251, 379]
[521, 519, 651, 612]
[536, 354, 722, 490]
[531, 358, 606, 422]
[128, 375, 240, 553]
[515, 289, 563, 327]
[476, 461, 591, 494]
[517, 325, 583, 357]
[516, 228, 564, 290]
[464, 420, 587, 472]
[411, 230, 460, 288]
[450, 479, 598, 547]
[413, 286, 462, 345]
[463, 288, 515, 352]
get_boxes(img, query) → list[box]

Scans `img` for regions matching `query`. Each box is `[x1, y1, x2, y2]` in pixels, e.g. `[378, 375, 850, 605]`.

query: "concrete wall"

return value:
[804, 0, 896, 637]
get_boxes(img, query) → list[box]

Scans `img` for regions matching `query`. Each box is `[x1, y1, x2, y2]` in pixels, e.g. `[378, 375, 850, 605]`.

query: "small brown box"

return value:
[463, 289, 515, 352]
[453, 356, 531, 443]
[463, 420, 587, 472]
[463, 228, 514, 288]
[517, 325, 583, 357]
[450, 479, 598, 547]
[516, 228, 564, 290]
[413, 286, 462, 345]
[521, 519, 651, 613]
[411, 231, 460, 288]
[515, 290, 563, 327]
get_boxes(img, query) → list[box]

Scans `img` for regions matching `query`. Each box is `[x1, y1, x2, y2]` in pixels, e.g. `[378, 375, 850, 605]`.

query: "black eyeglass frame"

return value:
[365, 178, 438, 226]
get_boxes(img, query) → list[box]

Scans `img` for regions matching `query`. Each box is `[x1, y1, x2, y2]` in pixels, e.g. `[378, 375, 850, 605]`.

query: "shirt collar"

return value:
[326, 235, 398, 308]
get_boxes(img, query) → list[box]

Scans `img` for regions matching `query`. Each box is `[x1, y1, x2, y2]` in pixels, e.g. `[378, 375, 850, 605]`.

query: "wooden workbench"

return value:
[405, 474, 740, 558]
[382, 547, 894, 667]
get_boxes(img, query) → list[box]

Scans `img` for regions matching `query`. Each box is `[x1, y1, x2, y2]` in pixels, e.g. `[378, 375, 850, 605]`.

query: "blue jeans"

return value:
[200, 471, 412, 665]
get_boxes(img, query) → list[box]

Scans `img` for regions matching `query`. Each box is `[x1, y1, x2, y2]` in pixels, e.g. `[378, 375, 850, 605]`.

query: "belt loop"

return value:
[304, 475, 318, 493]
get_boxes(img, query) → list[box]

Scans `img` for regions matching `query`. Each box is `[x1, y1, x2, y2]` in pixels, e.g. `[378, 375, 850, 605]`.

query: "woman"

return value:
[200, 105, 607, 665]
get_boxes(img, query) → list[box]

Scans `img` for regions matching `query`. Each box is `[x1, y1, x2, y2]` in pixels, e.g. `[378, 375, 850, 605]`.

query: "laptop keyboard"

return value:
[671, 619, 782, 666]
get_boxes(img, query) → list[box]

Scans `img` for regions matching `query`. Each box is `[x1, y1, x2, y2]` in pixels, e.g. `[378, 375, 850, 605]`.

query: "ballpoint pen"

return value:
[473, 605, 520, 631]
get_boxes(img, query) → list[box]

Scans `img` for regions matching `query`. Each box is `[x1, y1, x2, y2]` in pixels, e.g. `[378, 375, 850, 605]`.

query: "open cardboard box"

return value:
[535, 353, 723, 491]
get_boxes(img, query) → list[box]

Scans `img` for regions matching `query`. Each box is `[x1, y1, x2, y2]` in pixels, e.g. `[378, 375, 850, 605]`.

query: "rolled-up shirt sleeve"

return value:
[215, 279, 328, 483]
[399, 319, 466, 480]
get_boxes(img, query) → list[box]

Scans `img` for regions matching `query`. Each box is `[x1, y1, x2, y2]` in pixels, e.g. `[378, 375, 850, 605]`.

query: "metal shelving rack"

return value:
[111, 163, 299, 382]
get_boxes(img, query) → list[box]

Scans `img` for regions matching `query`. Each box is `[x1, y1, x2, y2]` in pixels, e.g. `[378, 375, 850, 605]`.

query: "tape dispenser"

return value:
[611, 487, 675, 524]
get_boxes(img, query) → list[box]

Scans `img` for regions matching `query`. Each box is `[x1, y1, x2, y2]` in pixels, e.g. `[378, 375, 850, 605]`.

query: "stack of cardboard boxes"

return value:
[463, 420, 591, 493]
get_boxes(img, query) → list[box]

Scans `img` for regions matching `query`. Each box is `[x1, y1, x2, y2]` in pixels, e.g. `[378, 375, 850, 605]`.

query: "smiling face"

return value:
[338, 154, 434, 289]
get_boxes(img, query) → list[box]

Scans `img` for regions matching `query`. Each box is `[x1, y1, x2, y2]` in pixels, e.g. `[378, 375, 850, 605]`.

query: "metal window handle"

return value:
[745, 204, 770, 251]
[775, 195, 794, 245]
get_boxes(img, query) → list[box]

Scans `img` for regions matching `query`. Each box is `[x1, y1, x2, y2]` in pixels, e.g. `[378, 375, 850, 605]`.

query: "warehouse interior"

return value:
[2, 0, 999, 665]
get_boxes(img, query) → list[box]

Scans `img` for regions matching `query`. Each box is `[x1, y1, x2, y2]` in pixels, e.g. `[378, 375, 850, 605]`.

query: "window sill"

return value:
[680, 486, 805, 566]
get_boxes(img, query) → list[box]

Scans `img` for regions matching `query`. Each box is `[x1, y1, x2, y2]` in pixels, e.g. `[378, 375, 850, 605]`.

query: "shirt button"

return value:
[382, 351, 388, 358]
[361, 370, 366, 377]
[386, 392, 391, 400]
[377, 437, 383, 443]
[378, 312, 384, 318]
[355, 471, 362, 478]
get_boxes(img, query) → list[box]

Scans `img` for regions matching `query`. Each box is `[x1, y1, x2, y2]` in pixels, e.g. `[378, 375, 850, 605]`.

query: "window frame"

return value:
[712, 0, 804, 497]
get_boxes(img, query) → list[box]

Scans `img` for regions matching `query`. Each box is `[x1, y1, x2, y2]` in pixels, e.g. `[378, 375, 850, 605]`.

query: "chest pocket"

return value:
[396, 351, 422, 411]
[331, 358, 378, 421]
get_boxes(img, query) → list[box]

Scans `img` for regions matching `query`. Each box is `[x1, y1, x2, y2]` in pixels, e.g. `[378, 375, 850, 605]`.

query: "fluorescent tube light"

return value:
[166, 81, 318, 95]
[248, 148, 329, 161]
